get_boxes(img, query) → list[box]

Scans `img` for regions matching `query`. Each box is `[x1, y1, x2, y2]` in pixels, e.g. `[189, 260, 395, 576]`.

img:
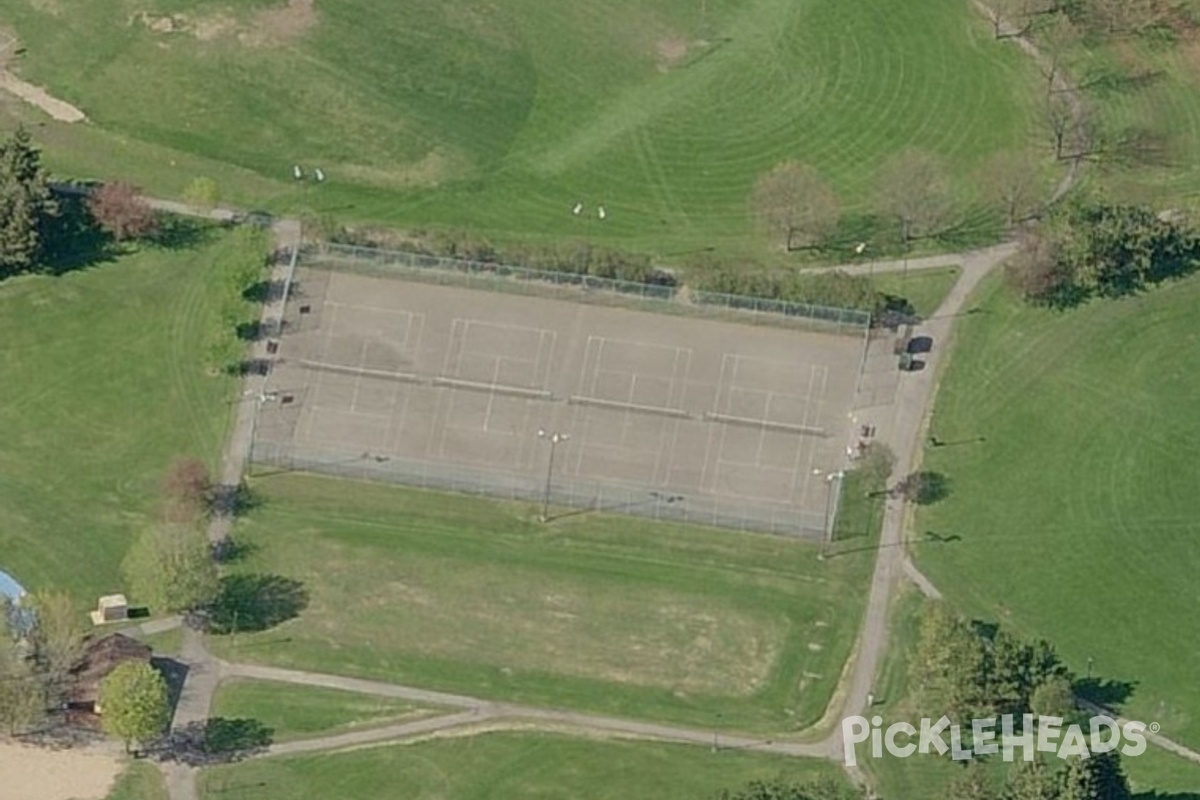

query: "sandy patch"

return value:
[241, 0, 318, 47]
[0, 740, 122, 800]
[0, 70, 85, 122]
[655, 36, 690, 71]
[132, 1, 316, 47]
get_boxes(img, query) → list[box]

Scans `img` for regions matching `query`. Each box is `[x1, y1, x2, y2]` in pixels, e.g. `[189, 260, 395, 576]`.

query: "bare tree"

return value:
[989, 0, 1035, 38]
[750, 161, 841, 251]
[162, 456, 213, 519]
[1039, 13, 1081, 95]
[27, 590, 84, 707]
[875, 149, 955, 242]
[87, 181, 157, 241]
[1005, 227, 1074, 303]
[1044, 91, 1076, 159]
[978, 150, 1044, 227]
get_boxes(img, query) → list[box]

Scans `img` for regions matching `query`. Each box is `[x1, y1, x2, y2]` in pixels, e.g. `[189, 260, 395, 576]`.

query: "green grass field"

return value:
[105, 762, 168, 800]
[197, 732, 846, 800]
[211, 679, 432, 742]
[0, 229, 260, 602]
[870, 266, 961, 319]
[206, 472, 876, 733]
[863, 588, 1200, 798]
[912, 271, 1200, 748]
[2, 0, 1045, 256]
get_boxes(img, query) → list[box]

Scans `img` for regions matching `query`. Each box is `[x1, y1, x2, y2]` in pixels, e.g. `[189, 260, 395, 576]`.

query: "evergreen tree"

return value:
[1059, 752, 1132, 800]
[0, 126, 57, 277]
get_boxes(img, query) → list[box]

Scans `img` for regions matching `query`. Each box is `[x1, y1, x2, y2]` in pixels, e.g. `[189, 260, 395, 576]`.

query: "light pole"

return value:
[712, 712, 723, 752]
[538, 429, 569, 523]
[817, 470, 844, 560]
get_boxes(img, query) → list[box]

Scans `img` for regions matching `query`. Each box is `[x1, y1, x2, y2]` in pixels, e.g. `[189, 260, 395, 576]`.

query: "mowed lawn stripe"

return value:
[915, 272, 1200, 747]
[0, 231, 253, 600]
[3, 0, 1043, 253]
[197, 732, 849, 800]
[210, 472, 875, 732]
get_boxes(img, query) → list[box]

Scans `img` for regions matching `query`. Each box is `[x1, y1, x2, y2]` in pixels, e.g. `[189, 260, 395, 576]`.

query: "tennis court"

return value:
[253, 268, 866, 536]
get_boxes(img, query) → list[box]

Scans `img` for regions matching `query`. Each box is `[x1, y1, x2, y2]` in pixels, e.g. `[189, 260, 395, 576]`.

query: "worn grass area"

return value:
[0, 229, 261, 602]
[914, 271, 1200, 747]
[197, 733, 847, 800]
[1, 0, 1045, 255]
[206, 472, 875, 732]
[210, 679, 432, 742]
[871, 266, 961, 319]
[105, 761, 168, 800]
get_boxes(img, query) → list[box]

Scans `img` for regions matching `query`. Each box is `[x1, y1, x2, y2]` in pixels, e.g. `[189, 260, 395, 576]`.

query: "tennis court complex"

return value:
[253, 267, 867, 537]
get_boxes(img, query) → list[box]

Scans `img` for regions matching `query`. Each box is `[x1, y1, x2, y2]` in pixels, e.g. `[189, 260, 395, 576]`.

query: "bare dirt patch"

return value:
[656, 36, 690, 71]
[241, 0, 318, 47]
[0, 740, 122, 800]
[0, 69, 85, 122]
[132, 1, 316, 47]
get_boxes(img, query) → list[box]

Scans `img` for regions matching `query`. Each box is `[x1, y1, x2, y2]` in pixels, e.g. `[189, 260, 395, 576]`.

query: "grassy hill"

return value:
[2, 0, 1045, 254]
[914, 270, 1200, 748]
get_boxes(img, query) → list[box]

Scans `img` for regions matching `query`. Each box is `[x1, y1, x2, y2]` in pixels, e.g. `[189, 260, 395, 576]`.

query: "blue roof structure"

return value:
[0, 569, 35, 634]
[0, 569, 26, 602]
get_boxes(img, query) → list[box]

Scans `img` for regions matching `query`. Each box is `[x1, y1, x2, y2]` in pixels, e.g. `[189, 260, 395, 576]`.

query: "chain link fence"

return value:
[301, 242, 871, 336]
[250, 440, 827, 539]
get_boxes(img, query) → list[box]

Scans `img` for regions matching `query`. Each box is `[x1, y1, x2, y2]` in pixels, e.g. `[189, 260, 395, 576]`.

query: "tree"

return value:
[182, 176, 220, 210]
[26, 590, 84, 707]
[751, 161, 841, 251]
[857, 442, 896, 496]
[162, 456, 213, 520]
[1031, 674, 1077, 719]
[990, 0, 1035, 38]
[0, 615, 46, 736]
[979, 150, 1044, 227]
[123, 523, 219, 614]
[1006, 228, 1076, 305]
[87, 181, 157, 241]
[895, 470, 951, 505]
[912, 603, 989, 721]
[875, 149, 955, 242]
[0, 126, 58, 277]
[1005, 758, 1059, 800]
[1040, 13, 1082, 95]
[717, 777, 863, 800]
[98, 662, 170, 752]
[1044, 92, 1078, 160]
[944, 761, 998, 800]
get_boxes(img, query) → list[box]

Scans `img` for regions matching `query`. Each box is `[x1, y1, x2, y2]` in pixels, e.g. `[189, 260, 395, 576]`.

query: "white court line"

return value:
[305, 304, 340, 442]
[482, 359, 502, 432]
[791, 365, 822, 503]
[660, 348, 693, 487]
[385, 312, 425, 453]
[709, 354, 740, 495]
[699, 353, 733, 492]
[349, 337, 369, 413]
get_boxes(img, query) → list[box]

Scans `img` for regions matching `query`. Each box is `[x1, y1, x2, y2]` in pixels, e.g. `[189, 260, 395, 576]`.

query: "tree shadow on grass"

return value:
[150, 718, 273, 766]
[41, 192, 119, 275]
[1074, 676, 1137, 708]
[206, 574, 308, 634]
[145, 214, 215, 251]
